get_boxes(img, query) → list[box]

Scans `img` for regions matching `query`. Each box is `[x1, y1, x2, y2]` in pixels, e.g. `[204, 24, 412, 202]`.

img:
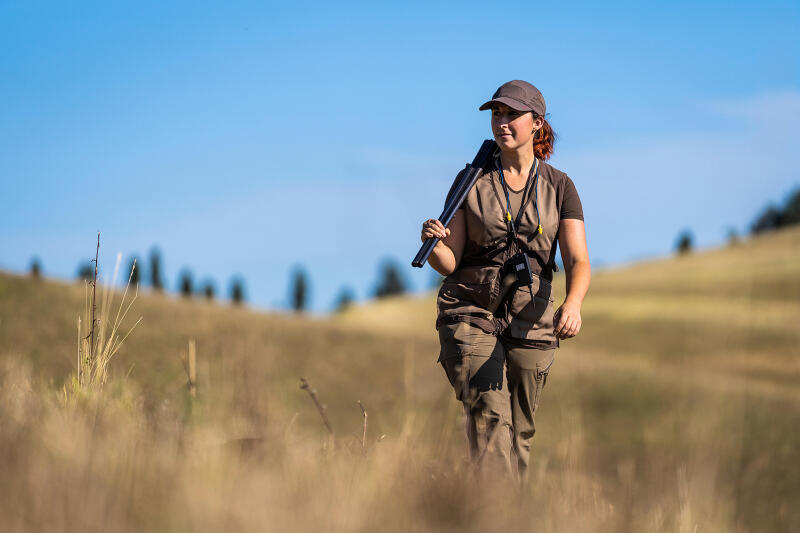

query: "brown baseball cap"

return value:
[479, 80, 546, 116]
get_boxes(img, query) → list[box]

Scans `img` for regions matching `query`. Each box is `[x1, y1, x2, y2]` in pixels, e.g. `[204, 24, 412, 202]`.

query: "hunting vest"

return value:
[436, 154, 569, 350]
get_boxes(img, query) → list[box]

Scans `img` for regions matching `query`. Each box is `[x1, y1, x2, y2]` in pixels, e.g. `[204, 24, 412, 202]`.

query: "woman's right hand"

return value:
[421, 218, 450, 243]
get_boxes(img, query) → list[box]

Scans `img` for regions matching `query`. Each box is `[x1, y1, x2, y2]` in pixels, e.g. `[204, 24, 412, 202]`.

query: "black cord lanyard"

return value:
[497, 156, 542, 239]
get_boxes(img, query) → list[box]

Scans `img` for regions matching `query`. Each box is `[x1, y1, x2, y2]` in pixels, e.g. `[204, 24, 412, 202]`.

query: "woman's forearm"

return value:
[428, 241, 458, 277]
[564, 259, 591, 306]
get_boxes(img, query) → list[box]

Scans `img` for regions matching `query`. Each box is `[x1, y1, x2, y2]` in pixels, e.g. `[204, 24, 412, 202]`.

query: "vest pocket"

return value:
[437, 265, 499, 315]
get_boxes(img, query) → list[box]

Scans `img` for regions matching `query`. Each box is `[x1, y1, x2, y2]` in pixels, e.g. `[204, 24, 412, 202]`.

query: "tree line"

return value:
[750, 186, 800, 235]
[289, 257, 429, 314]
[70, 247, 247, 306]
[29, 245, 415, 314]
[674, 185, 799, 255]
[28, 185, 797, 311]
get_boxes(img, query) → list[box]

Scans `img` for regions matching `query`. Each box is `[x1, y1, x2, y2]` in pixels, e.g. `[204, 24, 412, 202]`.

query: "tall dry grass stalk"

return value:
[300, 377, 335, 447]
[357, 400, 367, 454]
[73, 239, 142, 395]
[182, 338, 198, 398]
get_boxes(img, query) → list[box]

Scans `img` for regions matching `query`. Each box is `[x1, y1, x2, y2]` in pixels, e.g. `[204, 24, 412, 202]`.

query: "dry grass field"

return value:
[1, 226, 798, 532]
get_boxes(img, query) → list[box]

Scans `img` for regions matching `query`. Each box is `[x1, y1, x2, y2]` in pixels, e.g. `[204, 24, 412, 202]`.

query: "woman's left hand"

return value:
[553, 301, 582, 339]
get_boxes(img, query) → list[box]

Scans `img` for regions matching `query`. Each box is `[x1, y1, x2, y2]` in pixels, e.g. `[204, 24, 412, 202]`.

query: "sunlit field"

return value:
[1, 226, 798, 532]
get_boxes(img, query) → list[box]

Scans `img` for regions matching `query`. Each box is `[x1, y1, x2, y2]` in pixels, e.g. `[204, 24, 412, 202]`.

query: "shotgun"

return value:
[411, 139, 496, 268]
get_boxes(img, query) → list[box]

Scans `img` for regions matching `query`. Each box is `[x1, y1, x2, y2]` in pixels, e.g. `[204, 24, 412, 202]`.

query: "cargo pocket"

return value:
[532, 354, 555, 412]
[437, 321, 501, 362]
[438, 321, 504, 401]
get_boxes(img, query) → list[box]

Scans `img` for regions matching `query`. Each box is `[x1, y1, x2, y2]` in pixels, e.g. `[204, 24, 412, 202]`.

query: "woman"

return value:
[420, 80, 590, 482]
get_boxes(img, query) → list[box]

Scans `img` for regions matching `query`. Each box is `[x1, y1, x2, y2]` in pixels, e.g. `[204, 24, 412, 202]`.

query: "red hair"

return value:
[533, 117, 557, 161]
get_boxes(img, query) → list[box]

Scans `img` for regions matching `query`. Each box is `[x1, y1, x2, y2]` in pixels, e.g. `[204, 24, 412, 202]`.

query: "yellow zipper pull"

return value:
[537, 224, 543, 234]
[506, 212, 512, 222]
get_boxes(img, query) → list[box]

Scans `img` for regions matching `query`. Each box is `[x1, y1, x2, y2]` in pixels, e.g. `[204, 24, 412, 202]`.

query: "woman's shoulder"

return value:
[536, 158, 571, 186]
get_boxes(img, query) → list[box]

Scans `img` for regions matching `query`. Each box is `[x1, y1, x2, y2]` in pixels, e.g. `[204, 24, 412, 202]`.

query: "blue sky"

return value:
[1, 1, 798, 313]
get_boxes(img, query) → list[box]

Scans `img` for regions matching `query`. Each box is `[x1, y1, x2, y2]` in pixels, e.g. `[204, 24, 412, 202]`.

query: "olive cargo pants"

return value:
[438, 321, 555, 482]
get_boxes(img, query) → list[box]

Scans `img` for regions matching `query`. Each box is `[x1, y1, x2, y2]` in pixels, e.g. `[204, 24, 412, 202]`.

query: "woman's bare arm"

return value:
[421, 210, 467, 277]
[553, 218, 591, 339]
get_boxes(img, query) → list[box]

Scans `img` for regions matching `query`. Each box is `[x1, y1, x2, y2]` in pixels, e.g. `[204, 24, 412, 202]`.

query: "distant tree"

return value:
[201, 280, 215, 301]
[149, 247, 164, 291]
[126, 255, 140, 286]
[675, 229, 693, 255]
[333, 286, 356, 313]
[374, 258, 407, 298]
[229, 276, 246, 306]
[289, 267, 309, 313]
[29, 257, 42, 279]
[228, 276, 245, 305]
[726, 227, 740, 247]
[750, 186, 800, 235]
[77, 261, 94, 281]
[751, 205, 783, 235]
[178, 270, 194, 298]
[783, 187, 800, 226]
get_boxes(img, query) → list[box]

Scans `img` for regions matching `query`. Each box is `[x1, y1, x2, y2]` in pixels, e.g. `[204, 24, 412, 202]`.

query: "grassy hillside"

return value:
[1, 225, 798, 532]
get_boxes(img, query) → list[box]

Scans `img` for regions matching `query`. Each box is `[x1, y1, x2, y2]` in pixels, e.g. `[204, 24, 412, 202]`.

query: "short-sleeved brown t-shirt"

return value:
[560, 175, 584, 221]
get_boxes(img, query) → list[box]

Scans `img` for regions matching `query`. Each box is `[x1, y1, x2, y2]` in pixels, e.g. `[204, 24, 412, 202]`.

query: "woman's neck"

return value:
[499, 142, 535, 179]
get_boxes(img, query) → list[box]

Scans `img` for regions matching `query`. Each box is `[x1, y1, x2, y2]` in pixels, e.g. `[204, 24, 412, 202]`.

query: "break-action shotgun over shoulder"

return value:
[411, 139, 497, 268]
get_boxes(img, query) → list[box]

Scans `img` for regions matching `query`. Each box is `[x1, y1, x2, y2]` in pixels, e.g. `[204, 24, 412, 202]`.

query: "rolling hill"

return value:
[0, 225, 798, 532]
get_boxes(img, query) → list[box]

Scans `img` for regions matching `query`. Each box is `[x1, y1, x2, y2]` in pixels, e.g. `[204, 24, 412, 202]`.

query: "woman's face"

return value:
[491, 103, 544, 151]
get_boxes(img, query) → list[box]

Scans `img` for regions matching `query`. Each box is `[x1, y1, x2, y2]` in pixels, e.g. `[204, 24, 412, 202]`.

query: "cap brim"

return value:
[478, 96, 532, 112]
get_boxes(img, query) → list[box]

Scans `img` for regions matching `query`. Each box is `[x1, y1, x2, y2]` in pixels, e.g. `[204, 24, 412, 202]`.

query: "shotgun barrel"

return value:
[411, 139, 496, 268]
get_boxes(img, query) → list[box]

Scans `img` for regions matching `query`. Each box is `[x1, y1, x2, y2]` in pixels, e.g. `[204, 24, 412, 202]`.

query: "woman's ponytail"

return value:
[533, 117, 557, 161]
